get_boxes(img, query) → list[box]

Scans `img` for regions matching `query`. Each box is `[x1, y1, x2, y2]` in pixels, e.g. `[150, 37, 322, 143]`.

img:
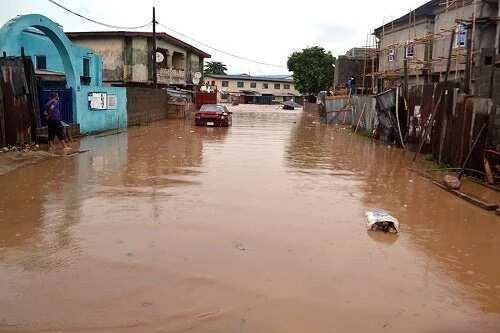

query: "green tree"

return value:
[204, 61, 228, 75]
[287, 47, 336, 95]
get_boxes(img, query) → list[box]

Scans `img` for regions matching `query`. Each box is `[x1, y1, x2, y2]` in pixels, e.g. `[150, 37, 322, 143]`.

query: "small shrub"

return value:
[423, 154, 434, 161]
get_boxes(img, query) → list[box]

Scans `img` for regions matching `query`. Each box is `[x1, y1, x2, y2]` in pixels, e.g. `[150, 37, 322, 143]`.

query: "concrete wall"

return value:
[126, 87, 190, 126]
[131, 37, 149, 82]
[190, 53, 201, 73]
[77, 86, 127, 134]
[71, 37, 124, 82]
[378, 19, 433, 78]
[127, 87, 169, 126]
[157, 38, 187, 68]
[205, 76, 299, 97]
[18, 29, 103, 86]
[20, 29, 64, 72]
[377, 0, 498, 90]
[70, 35, 206, 87]
[432, 5, 474, 74]
[334, 56, 374, 92]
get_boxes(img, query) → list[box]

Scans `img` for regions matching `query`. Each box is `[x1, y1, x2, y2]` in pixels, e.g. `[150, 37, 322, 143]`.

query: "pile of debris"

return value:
[1, 143, 40, 153]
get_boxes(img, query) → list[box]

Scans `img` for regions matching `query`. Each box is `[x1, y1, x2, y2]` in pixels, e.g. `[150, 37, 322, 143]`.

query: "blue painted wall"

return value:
[77, 86, 127, 134]
[0, 15, 126, 134]
[19, 28, 103, 86]
[20, 29, 64, 72]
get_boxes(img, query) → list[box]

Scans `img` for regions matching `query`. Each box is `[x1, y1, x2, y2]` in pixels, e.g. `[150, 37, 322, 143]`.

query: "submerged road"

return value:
[1, 105, 500, 332]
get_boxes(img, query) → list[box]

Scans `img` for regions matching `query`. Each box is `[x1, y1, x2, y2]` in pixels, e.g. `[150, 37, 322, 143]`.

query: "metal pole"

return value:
[445, 30, 456, 83]
[362, 33, 368, 94]
[395, 85, 406, 149]
[371, 35, 376, 93]
[152, 6, 157, 88]
[403, 58, 410, 133]
[413, 28, 456, 162]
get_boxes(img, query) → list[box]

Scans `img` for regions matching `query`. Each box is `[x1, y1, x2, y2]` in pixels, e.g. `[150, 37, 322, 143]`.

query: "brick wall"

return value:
[127, 87, 194, 126]
[126, 87, 170, 126]
[334, 56, 374, 93]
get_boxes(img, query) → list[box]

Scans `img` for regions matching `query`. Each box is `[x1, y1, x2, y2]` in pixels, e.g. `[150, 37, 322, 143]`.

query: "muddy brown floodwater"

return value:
[1, 105, 500, 333]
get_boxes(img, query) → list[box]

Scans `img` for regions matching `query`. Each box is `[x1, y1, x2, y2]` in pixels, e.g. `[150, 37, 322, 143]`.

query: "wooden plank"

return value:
[354, 103, 367, 134]
[470, 178, 500, 193]
[432, 180, 499, 211]
[484, 156, 495, 184]
[484, 149, 500, 157]
[0, 78, 5, 147]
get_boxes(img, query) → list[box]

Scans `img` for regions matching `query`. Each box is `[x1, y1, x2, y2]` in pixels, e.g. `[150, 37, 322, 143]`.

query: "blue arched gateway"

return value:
[0, 14, 127, 134]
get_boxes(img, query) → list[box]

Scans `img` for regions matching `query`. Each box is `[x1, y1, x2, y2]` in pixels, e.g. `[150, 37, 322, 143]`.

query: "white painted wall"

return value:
[205, 76, 299, 96]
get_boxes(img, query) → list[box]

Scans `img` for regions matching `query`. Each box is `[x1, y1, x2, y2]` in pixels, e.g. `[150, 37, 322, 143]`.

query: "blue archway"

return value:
[0, 14, 79, 120]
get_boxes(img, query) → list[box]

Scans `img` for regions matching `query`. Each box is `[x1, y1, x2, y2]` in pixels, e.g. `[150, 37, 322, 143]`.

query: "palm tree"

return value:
[204, 61, 227, 75]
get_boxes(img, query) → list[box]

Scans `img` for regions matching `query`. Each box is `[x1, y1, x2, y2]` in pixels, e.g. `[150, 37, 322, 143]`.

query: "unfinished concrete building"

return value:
[373, 0, 499, 94]
[333, 47, 376, 94]
[372, 0, 500, 161]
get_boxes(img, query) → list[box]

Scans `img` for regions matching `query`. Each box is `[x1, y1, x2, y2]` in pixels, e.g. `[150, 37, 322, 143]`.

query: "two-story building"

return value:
[0, 14, 128, 135]
[374, 0, 499, 93]
[204, 74, 301, 104]
[67, 31, 210, 89]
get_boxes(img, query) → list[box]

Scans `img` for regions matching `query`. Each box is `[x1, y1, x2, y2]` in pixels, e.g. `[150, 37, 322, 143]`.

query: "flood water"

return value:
[1, 106, 500, 333]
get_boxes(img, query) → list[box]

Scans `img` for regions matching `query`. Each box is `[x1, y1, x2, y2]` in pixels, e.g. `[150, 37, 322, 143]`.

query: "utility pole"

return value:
[152, 6, 157, 88]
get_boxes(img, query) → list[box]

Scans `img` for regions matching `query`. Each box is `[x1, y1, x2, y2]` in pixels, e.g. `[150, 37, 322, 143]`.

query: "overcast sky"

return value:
[1, 0, 426, 75]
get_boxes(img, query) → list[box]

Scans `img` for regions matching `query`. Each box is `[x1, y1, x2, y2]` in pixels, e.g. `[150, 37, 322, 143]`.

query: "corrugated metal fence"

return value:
[0, 56, 39, 147]
[407, 83, 493, 170]
[318, 82, 497, 171]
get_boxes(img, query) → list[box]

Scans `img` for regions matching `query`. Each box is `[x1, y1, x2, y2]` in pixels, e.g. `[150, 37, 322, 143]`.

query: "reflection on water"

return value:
[0, 108, 499, 332]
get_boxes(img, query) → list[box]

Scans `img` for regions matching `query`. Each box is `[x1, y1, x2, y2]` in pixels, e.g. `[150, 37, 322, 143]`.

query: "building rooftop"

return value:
[205, 73, 293, 83]
[66, 31, 211, 58]
[374, 0, 439, 36]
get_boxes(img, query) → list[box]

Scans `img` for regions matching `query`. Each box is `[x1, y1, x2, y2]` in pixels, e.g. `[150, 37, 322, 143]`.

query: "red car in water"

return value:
[195, 104, 232, 127]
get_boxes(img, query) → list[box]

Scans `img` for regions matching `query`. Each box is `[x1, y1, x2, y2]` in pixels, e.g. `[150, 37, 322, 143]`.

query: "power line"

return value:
[47, 0, 152, 30]
[47, 0, 287, 69]
[156, 22, 286, 69]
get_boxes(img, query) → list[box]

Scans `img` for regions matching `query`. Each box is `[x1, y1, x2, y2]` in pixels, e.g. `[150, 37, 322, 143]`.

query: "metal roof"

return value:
[205, 74, 293, 83]
[66, 31, 211, 58]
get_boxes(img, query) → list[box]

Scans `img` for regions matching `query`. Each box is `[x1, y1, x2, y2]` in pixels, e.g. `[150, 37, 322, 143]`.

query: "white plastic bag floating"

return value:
[365, 211, 400, 234]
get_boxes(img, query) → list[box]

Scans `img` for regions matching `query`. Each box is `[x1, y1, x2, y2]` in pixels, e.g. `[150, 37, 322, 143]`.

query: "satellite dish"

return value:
[194, 72, 202, 79]
[155, 52, 164, 63]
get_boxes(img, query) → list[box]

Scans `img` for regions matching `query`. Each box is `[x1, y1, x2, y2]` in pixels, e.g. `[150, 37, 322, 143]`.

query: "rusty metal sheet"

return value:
[0, 57, 36, 146]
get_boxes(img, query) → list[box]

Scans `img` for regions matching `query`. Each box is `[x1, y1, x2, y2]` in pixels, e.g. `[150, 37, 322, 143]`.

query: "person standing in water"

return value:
[46, 93, 70, 151]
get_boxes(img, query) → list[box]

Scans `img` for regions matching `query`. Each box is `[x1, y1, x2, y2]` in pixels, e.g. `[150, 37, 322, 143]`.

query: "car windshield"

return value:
[200, 105, 224, 113]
